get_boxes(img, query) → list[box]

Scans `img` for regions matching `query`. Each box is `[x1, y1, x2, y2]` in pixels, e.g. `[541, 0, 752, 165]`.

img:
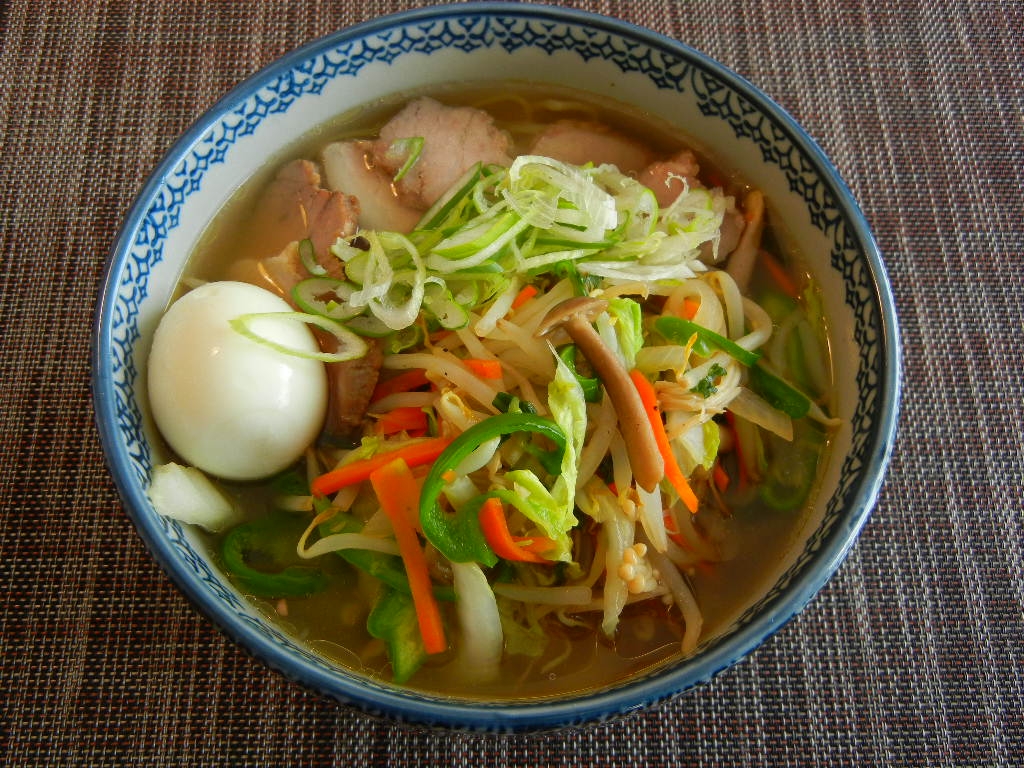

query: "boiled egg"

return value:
[148, 280, 327, 481]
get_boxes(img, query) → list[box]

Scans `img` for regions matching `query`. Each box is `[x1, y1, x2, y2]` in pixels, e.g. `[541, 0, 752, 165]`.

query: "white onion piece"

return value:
[453, 436, 501, 476]
[451, 561, 503, 682]
[728, 387, 794, 441]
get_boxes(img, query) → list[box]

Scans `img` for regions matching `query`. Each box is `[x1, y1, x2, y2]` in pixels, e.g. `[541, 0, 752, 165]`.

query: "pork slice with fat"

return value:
[637, 149, 702, 208]
[528, 120, 655, 174]
[244, 158, 359, 264]
[373, 97, 513, 209]
[320, 140, 421, 233]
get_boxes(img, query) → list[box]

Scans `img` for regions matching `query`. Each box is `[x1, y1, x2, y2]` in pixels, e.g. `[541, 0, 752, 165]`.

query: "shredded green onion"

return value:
[230, 312, 368, 362]
[298, 238, 327, 276]
[387, 137, 424, 183]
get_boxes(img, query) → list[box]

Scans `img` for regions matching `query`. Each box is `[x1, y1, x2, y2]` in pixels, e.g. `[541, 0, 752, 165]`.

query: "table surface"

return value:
[2, 0, 1021, 765]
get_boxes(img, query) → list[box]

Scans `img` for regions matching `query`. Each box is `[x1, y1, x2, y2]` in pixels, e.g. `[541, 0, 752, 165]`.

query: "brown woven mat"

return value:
[2, 0, 1021, 765]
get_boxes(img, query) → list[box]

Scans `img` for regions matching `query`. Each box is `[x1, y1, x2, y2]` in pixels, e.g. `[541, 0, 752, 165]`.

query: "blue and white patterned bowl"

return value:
[92, 3, 900, 732]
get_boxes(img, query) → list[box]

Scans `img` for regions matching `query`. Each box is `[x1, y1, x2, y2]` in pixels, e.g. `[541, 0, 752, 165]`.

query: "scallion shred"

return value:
[230, 312, 368, 363]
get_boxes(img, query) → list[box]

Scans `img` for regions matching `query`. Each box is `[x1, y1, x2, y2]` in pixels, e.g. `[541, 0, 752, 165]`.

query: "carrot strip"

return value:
[369, 459, 447, 654]
[712, 462, 730, 493]
[723, 412, 749, 488]
[478, 497, 554, 564]
[462, 358, 503, 380]
[681, 297, 700, 320]
[369, 369, 430, 404]
[629, 369, 700, 514]
[375, 406, 428, 436]
[311, 437, 451, 497]
[511, 284, 539, 310]
[759, 249, 800, 299]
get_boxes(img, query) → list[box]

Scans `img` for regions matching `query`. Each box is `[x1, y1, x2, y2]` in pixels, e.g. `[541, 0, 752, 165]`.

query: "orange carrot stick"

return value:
[311, 437, 451, 497]
[477, 497, 554, 564]
[462, 358, 503, 380]
[369, 458, 447, 654]
[712, 462, 730, 493]
[511, 284, 539, 310]
[759, 249, 800, 299]
[375, 406, 429, 436]
[369, 369, 430, 404]
[629, 369, 700, 514]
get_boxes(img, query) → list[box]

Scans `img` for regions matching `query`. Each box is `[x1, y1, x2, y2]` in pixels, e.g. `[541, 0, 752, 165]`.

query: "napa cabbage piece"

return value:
[662, 185, 730, 258]
[492, 355, 586, 562]
[675, 420, 721, 476]
[148, 462, 241, 532]
[607, 297, 644, 370]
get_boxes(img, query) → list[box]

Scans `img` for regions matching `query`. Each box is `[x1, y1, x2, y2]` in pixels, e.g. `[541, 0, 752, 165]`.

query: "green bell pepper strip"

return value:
[748, 364, 812, 419]
[419, 413, 568, 565]
[557, 345, 601, 403]
[758, 439, 819, 510]
[550, 259, 600, 296]
[654, 316, 762, 367]
[221, 514, 328, 598]
[269, 467, 308, 497]
[491, 392, 538, 415]
[491, 394, 564, 475]
[366, 586, 428, 684]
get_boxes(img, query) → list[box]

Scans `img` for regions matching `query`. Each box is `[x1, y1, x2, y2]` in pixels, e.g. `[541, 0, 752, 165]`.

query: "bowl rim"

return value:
[92, 1, 902, 732]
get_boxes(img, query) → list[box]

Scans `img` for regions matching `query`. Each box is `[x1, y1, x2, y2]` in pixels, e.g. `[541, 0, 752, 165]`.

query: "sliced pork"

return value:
[639, 149, 746, 264]
[373, 97, 513, 209]
[528, 120, 654, 174]
[321, 140, 421, 233]
[638, 149, 702, 208]
[245, 158, 360, 262]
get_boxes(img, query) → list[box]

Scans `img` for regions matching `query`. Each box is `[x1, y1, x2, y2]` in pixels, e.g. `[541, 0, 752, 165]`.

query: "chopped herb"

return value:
[690, 363, 727, 398]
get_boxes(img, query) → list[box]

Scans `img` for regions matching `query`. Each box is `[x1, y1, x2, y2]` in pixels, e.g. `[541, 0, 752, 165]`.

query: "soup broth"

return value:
[160, 82, 836, 699]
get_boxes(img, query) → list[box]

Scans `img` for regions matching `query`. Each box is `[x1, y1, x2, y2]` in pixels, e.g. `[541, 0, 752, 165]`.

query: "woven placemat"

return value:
[1, 1, 1021, 765]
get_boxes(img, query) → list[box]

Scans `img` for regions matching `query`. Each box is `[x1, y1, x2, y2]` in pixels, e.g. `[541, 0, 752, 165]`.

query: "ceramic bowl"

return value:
[93, 2, 901, 732]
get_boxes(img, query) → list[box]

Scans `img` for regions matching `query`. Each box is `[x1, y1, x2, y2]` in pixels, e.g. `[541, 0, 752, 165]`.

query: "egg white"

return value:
[148, 281, 327, 481]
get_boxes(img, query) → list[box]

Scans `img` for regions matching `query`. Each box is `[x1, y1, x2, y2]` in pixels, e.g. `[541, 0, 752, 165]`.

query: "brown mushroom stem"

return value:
[537, 298, 664, 493]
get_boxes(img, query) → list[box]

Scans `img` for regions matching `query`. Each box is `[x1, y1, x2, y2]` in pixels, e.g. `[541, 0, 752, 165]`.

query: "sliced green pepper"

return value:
[221, 513, 328, 598]
[367, 586, 427, 684]
[759, 440, 818, 510]
[557, 345, 601, 402]
[492, 392, 538, 415]
[550, 259, 601, 296]
[269, 467, 308, 497]
[748, 364, 811, 419]
[491, 395, 562, 475]
[419, 413, 567, 565]
[655, 316, 762, 367]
